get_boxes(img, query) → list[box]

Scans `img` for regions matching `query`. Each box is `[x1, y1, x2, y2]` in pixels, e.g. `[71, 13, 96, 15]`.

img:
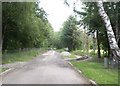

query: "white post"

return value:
[104, 57, 109, 68]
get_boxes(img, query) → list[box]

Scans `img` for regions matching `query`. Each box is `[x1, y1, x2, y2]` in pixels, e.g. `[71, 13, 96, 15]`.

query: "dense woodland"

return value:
[2, 2, 53, 51]
[2, 1, 120, 61]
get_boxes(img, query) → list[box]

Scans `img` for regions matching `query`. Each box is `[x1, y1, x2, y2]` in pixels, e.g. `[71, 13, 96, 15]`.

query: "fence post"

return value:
[104, 57, 109, 68]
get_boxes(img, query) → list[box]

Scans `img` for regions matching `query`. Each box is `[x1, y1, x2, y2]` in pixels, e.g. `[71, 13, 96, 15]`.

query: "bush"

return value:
[89, 51, 96, 55]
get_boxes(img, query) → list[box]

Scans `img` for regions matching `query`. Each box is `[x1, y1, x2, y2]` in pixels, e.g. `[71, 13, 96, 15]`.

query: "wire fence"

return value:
[2, 48, 41, 54]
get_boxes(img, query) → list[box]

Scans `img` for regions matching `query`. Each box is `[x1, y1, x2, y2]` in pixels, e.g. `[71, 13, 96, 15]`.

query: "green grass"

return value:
[0, 68, 2, 73]
[71, 61, 118, 84]
[2, 68, 9, 72]
[72, 50, 108, 58]
[72, 50, 85, 56]
[2, 48, 46, 64]
[0, 68, 9, 73]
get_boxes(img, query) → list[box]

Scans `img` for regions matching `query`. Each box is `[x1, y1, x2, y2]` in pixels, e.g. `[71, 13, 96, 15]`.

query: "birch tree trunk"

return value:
[96, 0, 120, 61]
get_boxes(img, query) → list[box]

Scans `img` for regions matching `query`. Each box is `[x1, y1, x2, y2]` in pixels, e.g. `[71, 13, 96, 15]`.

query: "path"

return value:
[2, 50, 91, 84]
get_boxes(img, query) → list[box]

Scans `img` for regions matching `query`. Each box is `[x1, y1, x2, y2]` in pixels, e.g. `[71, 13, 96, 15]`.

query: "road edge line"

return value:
[0, 68, 14, 76]
[89, 79, 99, 86]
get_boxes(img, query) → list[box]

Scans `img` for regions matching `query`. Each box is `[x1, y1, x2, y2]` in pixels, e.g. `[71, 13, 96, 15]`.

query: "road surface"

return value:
[2, 50, 91, 84]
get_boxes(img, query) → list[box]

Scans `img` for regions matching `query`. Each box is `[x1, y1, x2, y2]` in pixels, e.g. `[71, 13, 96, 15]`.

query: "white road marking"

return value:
[90, 80, 97, 85]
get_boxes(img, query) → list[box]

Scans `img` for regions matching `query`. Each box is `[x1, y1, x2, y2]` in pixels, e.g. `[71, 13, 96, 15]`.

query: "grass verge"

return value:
[2, 48, 46, 64]
[0, 68, 2, 73]
[70, 60, 118, 84]
[72, 50, 97, 56]
[0, 68, 9, 73]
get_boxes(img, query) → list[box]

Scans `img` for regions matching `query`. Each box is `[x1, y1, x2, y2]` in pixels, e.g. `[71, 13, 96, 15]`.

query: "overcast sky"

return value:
[39, 0, 76, 32]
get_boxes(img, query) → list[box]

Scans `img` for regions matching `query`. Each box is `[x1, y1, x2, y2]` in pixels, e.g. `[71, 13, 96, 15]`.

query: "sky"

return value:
[39, 0, 75, 32]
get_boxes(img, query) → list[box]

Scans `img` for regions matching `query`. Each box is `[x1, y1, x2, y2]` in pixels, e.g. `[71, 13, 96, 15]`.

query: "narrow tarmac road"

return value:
[2, 50, 91, 84]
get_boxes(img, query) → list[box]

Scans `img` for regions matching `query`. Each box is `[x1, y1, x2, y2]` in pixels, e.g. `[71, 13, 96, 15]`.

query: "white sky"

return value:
[39, 0, 75, 32]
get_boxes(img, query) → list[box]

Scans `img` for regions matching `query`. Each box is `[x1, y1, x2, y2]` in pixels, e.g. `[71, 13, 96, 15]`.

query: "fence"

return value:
[2, 48, 41, 54]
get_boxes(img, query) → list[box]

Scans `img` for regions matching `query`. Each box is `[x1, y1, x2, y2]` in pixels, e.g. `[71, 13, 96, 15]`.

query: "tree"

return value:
[103, 2, 120, 50]
[2, 2, 53, 51]
[61, 16, 81, 51]
[50, 32, 63, 49]
[73, 2, 120, 59]
[96, 0, 120, 61]
[74, 2, 104, 58]
[64, 0, 120, 61]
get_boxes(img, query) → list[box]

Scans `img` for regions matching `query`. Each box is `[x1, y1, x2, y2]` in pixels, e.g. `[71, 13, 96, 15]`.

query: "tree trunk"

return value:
[115, 2, 120, 44]
[93, 31, 96, 53]
[107, 40, 111, 58]
[86, 34, 89, 54]
[105, 29, 110, 58]
[97, 30, 101, 58]
[96, 0, 120, 61]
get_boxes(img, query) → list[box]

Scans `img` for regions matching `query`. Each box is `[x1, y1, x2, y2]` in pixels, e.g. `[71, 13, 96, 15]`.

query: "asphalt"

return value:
[2, 50, 91, 84]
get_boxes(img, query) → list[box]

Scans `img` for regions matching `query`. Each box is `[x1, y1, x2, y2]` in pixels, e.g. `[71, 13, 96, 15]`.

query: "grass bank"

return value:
[0, 68, 2, 73]
[0, 68, 9, 73]
[71, 60, 118, 84]
[2, 48, 46, 64]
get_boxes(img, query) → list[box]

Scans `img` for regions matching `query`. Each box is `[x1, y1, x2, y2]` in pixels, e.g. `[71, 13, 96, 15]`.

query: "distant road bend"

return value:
[2, 50, 91, 84]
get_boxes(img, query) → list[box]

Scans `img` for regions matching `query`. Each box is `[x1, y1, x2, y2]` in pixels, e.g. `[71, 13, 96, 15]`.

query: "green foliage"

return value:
[72, 50, 89, 56]
[89, 51, 96, 55]
[71, 61, 118, 84]
[61, 16, 82, 51]
[50, 32, 63, 49]
[2, 2, 54, 50]
[75, 2, 120, 57]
